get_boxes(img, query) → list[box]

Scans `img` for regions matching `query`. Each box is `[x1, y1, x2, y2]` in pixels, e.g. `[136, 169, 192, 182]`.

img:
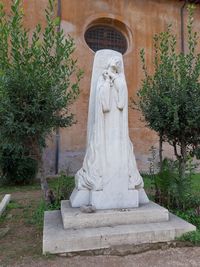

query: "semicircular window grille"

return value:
[84, 25, 128, 54]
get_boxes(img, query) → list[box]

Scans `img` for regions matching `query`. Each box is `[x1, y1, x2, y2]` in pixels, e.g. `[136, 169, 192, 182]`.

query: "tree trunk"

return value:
[27, 137, 55, 205]
[159, 134, 163, 171]
[38, 152, 55, 205]
[26, 135, 56, 205]
[38, 154, 48, 193]
[154, 134, 163, 204]
[179, 140, 187, 180]
[177, 140, 187, 208]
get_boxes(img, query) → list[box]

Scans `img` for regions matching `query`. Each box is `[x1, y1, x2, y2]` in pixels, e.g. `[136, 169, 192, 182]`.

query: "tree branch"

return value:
[173, 141, 181, 159]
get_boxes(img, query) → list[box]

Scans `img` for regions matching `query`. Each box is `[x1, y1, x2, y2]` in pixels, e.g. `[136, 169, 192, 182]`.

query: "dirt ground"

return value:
[0, 190, 43, 266]
[1, 189, 200, 267]
[6, 247, 200, 267]
[2, 247, 200, 267]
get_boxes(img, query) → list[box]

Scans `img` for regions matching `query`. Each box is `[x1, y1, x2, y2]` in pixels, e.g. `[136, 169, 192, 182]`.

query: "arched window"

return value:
[84, 25, 128, 54]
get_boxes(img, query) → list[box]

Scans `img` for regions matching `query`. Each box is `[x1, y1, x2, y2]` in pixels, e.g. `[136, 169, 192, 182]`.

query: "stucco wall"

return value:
[2, 0, 200, 175]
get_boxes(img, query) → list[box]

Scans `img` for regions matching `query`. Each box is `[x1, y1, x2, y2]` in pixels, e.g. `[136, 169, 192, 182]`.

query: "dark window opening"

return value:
[85, 25, 128, 54]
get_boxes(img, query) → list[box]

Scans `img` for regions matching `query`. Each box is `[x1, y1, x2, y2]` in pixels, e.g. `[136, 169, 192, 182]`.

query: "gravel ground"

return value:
[5, 247, 200, 267]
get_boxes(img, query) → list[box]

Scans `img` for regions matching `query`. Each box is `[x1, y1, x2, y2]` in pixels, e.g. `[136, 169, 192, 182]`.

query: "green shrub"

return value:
[134, 5, 200, 186]
[0, 146, 38, 185]
[0, 0, 82, 185]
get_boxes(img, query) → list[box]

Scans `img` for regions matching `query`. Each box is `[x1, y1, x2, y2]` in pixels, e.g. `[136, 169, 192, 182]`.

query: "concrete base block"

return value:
[91, 189, 139, 209]
[0, 194, 11, 216]
[69, 187, 149, 209]
[61, 200, 169, 229]
[43, 204, 196, 254]
[70, 189, 90, 207]
[138, 188, 149, 204]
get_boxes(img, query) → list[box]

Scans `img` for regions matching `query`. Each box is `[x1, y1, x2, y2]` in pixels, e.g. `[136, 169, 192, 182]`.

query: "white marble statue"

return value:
[70, 49, 149, 209]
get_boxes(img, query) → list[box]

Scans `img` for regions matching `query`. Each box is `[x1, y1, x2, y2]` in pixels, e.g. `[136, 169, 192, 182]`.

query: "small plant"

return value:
[28, 200, 50, 228]
[148, 146, 159, 178]
[29, 175, 75, 228]
[147, 146, 196, 209]
[147, 146, 160, 202]
[178, 230, 200, 245]
[175, 208, 200, 245]
[53, 173, 75, 206]
[7, 200, 24, 210]
[175, 209, 200, 228]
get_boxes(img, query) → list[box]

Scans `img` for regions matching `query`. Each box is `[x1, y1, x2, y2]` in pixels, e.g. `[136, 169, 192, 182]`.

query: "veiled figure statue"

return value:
[70, 49, 149, 209]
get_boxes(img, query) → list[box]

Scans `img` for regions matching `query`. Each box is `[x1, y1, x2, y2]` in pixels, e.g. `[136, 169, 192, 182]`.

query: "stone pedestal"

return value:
[0, 194, 11, 216]
[91, 189, 139, 209]
[70, 189, 90, 207]
[43, 201, 196, 254]
[70, 188, 149, 209]
[61, 200, 169, 229]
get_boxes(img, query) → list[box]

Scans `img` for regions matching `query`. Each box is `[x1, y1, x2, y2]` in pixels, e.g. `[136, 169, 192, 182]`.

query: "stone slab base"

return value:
[43, 210, 196, 254]
[61, 200, 169, 229]
[70, 188, 90, 207]
[70, 188, 149, 209]
[0, 194, 11, 216]
[91, 189, 139, 209]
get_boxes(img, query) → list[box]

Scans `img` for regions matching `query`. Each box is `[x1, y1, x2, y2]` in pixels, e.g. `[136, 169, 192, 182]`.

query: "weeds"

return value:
[178, 230, 200, 245]
[26, 174, 75, 228]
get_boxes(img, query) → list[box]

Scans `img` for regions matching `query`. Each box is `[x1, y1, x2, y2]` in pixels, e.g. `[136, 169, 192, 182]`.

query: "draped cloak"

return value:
[75, 52, 144, 192]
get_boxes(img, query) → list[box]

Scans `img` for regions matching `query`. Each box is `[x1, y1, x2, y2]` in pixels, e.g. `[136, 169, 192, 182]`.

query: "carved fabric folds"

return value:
[75, 49, 144, 191]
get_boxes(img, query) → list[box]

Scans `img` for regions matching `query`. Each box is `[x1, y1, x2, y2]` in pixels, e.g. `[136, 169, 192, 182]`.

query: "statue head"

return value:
[87, 50, 124, 144]
[107, 57, 122, 74]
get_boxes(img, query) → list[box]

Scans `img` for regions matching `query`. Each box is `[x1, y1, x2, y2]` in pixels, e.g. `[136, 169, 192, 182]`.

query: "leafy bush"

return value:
[134, 5, 200, 183]
[0, 145, 38, 185]
[0, 0, 82, 185]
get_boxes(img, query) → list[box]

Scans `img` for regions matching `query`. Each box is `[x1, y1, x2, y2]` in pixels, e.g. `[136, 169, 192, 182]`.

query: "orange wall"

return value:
[2, 0, 200, 174]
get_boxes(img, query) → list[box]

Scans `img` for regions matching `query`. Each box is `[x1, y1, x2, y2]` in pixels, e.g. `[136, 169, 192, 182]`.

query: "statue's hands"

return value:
[102, 70, 119, 87]
[107, 70, 118, 82]
[102, 71, 110, 82]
